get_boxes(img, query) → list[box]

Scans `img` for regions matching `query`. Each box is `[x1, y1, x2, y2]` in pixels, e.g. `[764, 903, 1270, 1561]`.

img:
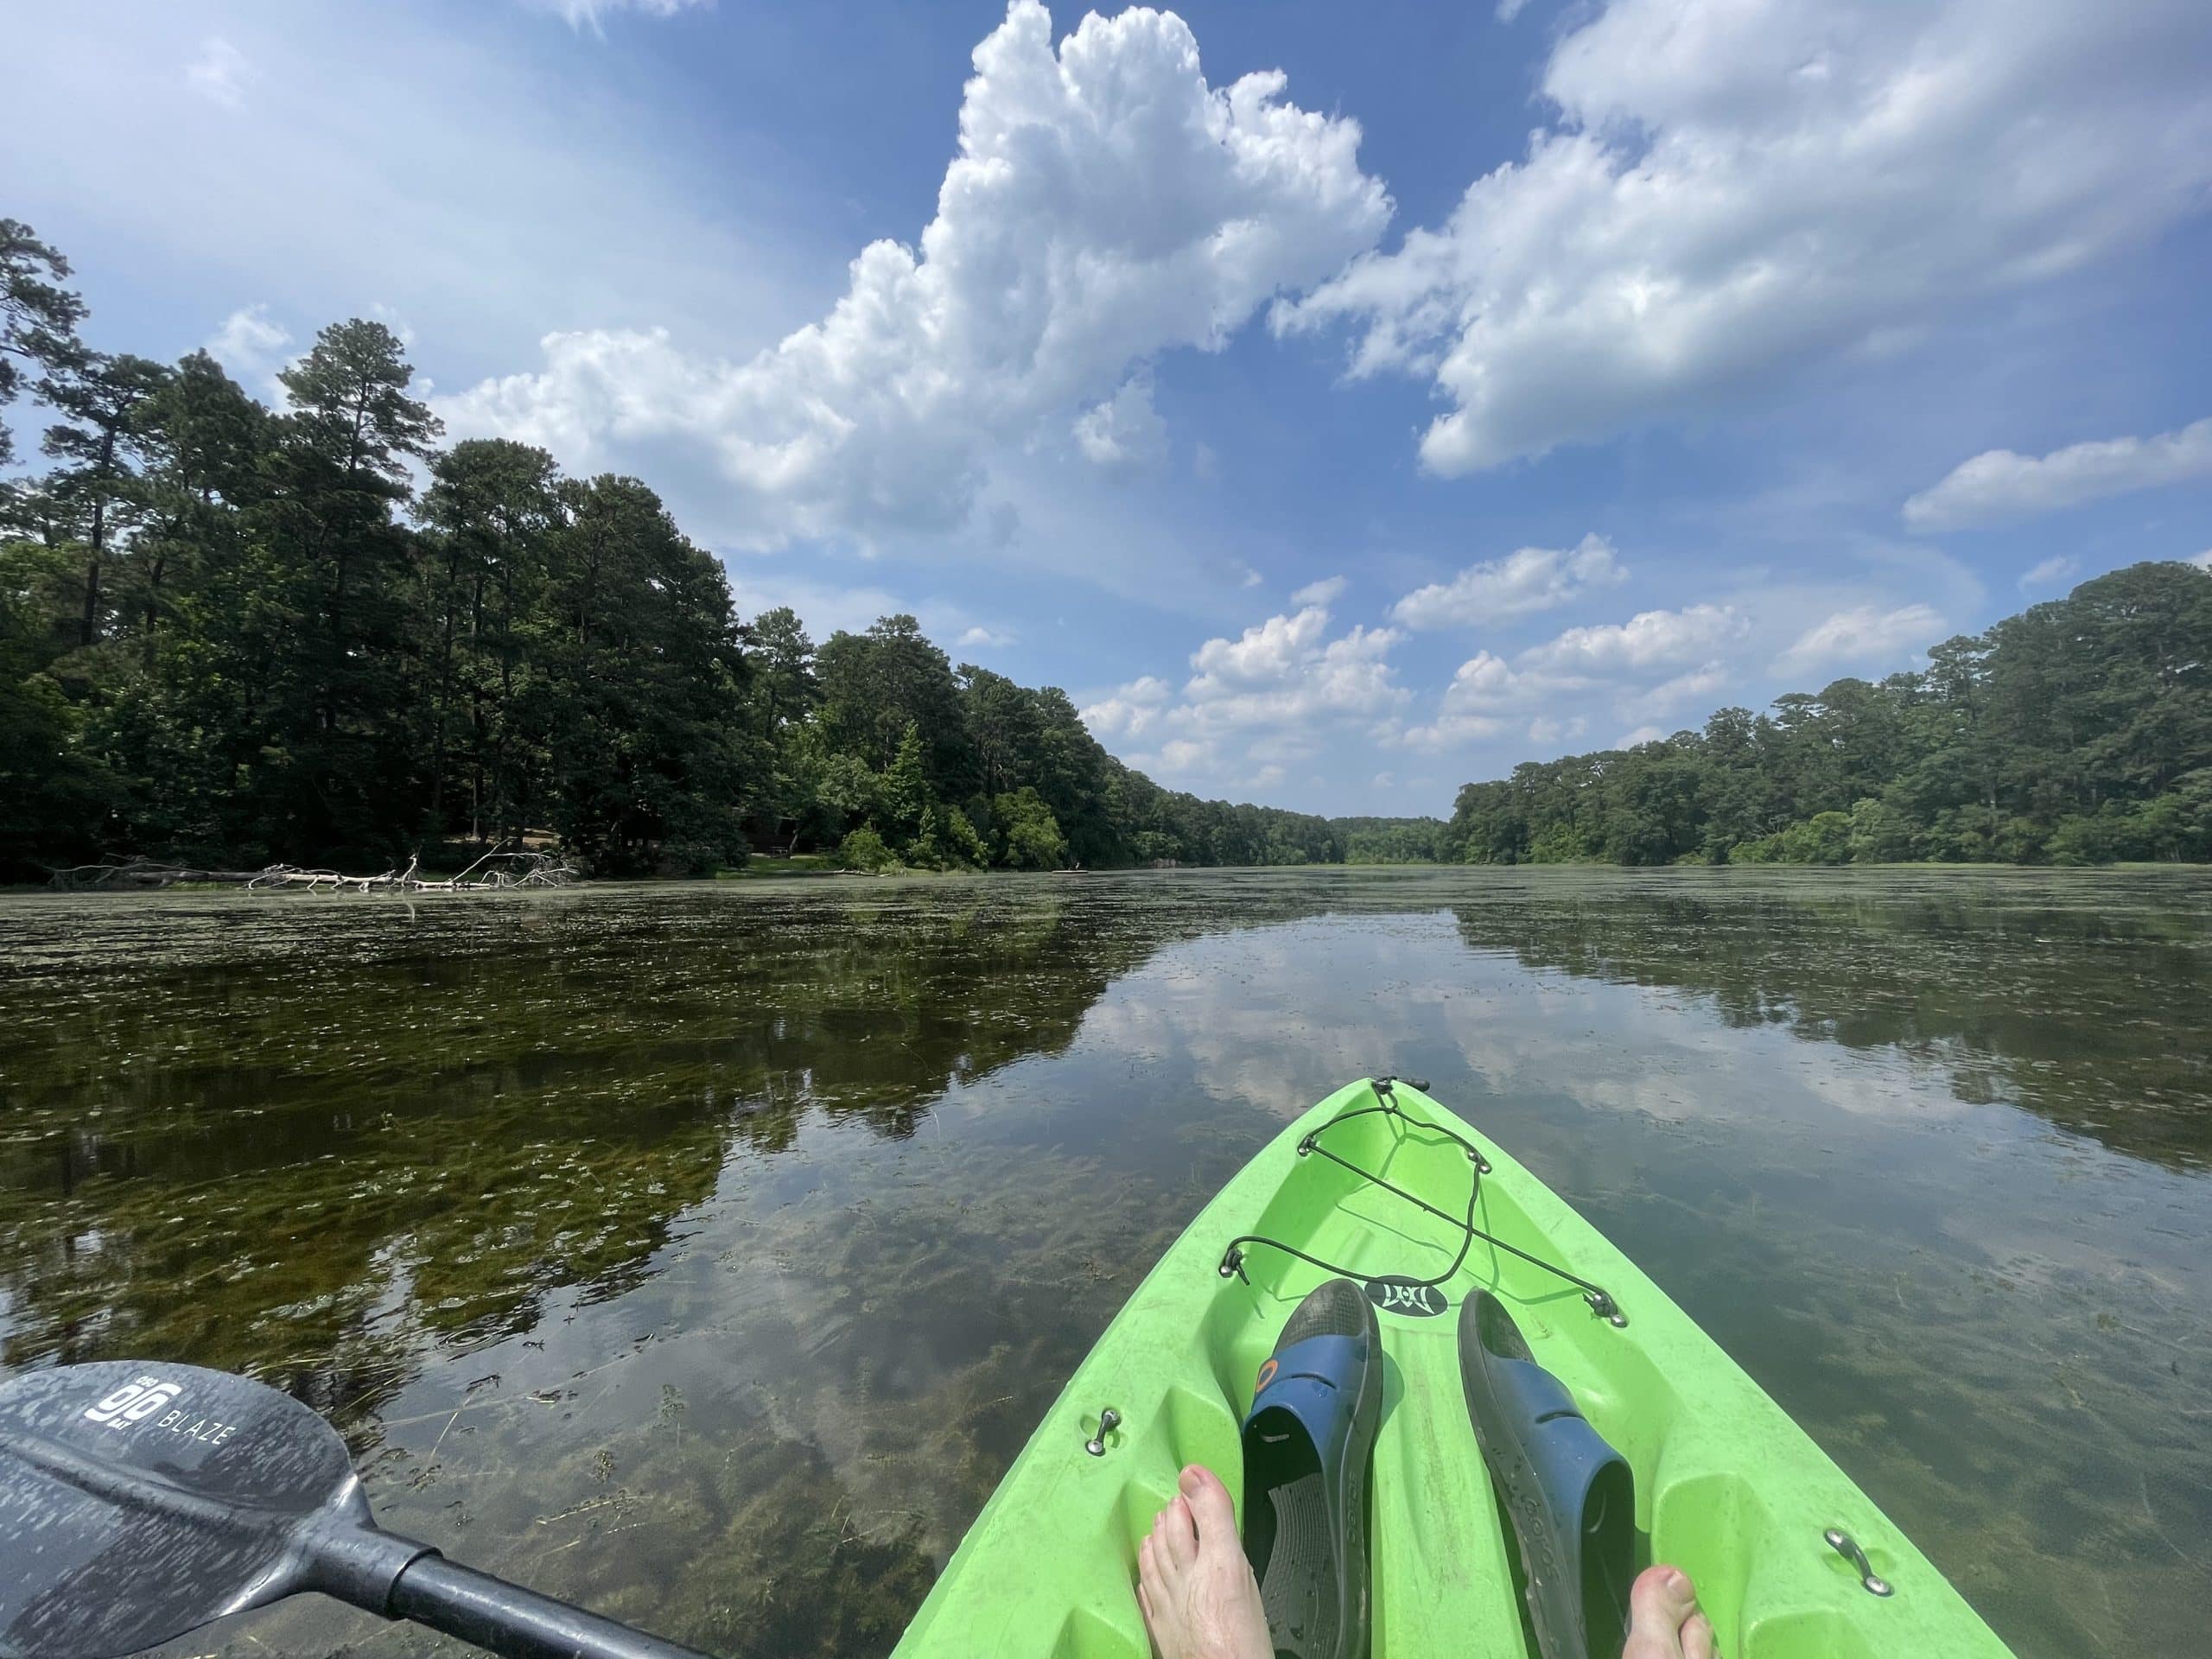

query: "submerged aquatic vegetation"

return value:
[0, 867, 2206, 1659]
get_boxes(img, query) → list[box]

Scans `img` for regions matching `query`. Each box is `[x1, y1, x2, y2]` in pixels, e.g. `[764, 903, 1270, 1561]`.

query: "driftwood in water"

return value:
[48, 851, 580, 893]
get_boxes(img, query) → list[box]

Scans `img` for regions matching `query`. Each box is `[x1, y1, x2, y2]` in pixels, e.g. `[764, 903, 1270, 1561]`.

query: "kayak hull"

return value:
[891, 1078, 2013, 1659]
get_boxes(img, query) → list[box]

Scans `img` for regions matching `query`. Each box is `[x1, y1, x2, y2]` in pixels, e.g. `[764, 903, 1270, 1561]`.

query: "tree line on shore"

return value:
[0, 222, 1397, 880]
[1439, 560, 2212, 867]
[8, 221, 2206, 880]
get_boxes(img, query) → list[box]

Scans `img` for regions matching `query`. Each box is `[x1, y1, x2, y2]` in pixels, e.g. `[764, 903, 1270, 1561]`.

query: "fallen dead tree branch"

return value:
[48, 852, 580, 893]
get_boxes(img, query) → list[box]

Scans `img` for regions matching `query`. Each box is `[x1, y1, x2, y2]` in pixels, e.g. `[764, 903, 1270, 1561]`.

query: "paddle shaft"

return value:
[6, 1432, 707, 1658]
[0, 1360, 723, 1659]
[381, 1552, 714, 1659]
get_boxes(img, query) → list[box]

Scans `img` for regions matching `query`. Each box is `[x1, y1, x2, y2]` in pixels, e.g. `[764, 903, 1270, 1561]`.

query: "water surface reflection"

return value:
[0, 868, 2203, 1658]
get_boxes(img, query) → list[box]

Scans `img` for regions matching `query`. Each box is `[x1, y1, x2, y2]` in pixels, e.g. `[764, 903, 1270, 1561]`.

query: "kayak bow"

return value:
[892, 1077, 2016, 1659]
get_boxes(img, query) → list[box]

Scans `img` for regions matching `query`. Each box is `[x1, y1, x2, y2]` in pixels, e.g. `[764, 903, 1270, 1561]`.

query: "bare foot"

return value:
[1135, 1465, 1272, 1659]
[1623, 1563, 1714, 1659]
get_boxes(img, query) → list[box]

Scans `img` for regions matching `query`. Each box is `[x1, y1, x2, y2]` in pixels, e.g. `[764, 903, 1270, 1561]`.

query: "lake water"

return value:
[2, 868, 2206, 1658]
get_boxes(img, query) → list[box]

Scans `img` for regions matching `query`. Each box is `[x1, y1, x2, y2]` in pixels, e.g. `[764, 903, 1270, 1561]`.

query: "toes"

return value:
[1624, 1565, 1699, 1659]
[1148, 1505, 1179, 1575]
[1137, 1578, 1166, 1659]
[1158, 1494, 1198, 1568]
[1630, 1564, 1697, 1624]
[1681, 1612, 1715, 1659]
[1178, 1464, 1240, 1552]
[1138, 1533, 1161, 1592]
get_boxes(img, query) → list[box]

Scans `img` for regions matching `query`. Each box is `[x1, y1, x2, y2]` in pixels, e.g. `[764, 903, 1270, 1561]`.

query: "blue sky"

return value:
[9, 0, 2211, 815]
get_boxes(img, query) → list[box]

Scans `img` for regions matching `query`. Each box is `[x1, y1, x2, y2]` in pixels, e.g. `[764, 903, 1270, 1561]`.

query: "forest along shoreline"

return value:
[5, 219, 2210, 885]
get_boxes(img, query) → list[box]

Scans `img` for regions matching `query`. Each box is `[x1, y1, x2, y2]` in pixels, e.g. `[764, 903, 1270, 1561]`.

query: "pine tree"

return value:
[40, 352, 169, 645]
[0, 219, 86, 469]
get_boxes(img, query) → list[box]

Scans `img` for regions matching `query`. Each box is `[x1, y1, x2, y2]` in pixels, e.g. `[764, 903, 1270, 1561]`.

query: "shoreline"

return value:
[10, 857, 2209, 899]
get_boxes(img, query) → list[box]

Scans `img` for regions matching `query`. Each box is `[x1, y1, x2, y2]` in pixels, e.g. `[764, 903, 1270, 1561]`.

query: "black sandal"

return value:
[1459, 1290, 1634, 1659]
[1239, 1278, 1382, 1659]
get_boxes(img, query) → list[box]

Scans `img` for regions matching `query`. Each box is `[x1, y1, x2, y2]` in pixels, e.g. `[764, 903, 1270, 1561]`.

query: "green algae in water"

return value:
[0, 868, 2207, 1659]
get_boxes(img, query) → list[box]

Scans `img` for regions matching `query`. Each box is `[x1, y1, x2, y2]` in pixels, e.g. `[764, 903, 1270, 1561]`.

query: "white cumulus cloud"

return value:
[1079, 674, 1174, 739]
[1390, 533, 1624, 630]
[1522, 603, 1745, 671]
[441, 1, 1389, 548]
[1445, 651, 1551, 709]
[1082, 596, 1409, 789]
[1291, 575, 1348, 607]
[1182, 606, 1407, 730]
[1187, 606, 1332, 690]
[1775, 602, 1943, 677]
[1394, 709, 1509, 753]
[205, 304, 294, 397]
[1392, 651, 1564, 749]
[1275, 0, 2212, 474]
[1617, 661, 1728, 722]
[1073, 375, 1168, 468]
[1394, 592, 1770, 751]
[1904, 417, 2212, 531]
[1148, 738, 1216, 775]
[2018, 555, 2079, 590]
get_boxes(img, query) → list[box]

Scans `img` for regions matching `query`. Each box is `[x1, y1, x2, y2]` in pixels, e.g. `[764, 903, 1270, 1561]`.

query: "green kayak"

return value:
[892, 1077, 2016, 1659]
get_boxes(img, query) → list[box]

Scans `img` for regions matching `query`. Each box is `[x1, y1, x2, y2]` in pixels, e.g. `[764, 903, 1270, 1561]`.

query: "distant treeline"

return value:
[0, 221, 1388, 879]
[1333, 816, 1446, 864]
[1440, 561, 2212, 867]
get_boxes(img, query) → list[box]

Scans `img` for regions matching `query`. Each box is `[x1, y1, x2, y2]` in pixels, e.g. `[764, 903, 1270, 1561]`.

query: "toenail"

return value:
[1179, 1466, 1202, 1494]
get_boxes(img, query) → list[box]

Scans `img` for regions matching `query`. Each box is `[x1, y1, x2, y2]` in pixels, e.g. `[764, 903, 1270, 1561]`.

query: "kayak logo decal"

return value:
[83, 1376, 183, 1429]
[1253, 1358, 1279, 1395]
[1363, 1278, 1448, 1319]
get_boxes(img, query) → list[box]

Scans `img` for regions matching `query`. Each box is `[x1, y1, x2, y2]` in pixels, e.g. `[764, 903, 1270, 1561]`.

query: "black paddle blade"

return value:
[0, 1360, 392, 1658]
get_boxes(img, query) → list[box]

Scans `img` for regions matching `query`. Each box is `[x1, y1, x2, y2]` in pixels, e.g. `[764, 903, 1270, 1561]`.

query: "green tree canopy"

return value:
[1441, 562, 2212, 868]
[0, 219, 86, 468]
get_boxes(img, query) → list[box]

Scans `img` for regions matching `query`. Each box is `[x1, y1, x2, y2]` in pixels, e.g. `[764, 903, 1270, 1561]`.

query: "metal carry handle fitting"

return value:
[1084, 1408, 1122, 1457]
[1824, 1528, 1893, 1596]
